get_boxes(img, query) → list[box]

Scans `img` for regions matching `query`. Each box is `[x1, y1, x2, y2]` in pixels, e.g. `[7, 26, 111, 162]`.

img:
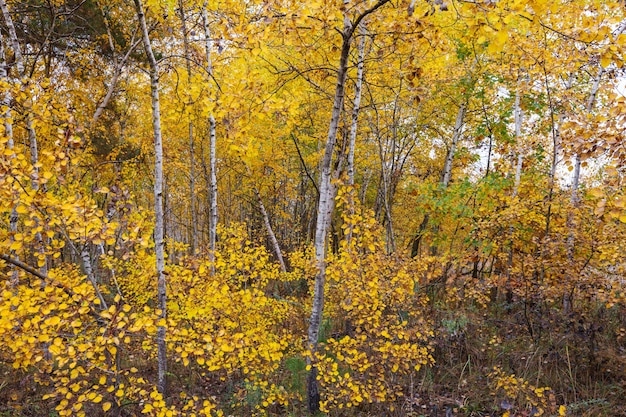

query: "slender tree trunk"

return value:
[202, 3, 213, 75]
[563, 67, 603, 314]
[379, 161, 396, 252]
[307, 29, 350, 412]
[91, 13, 140, 126]
[1, 34, 12, 146]
[506, 81, 524, 305]
[410, 214, 429, 258]
[178, 0, 198, 254]
[541, 66, 567, 244]
[134, 0, 167, 396]
[202, 3, 218, 267]
[307, 2, 390, 411]
[0, 0, 38, 184]
[1, 0, 47, 274]
[433, 102, 466, 255]
[208, 114, 217, 264]
[410, 101, 467, 258]
[255, 188, 287, 273]
[81, 245, 108, 309]
[308, 30, 351, 366]
[188, 121, 198, 252]
[441, 102, 467, 187]
[346, 26, 366, 244]
[1, 32, 19, 287]
[347, 27, 366, 187]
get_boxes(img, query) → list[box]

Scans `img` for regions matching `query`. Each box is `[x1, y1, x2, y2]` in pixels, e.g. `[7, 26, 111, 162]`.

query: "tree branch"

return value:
[1, 253, 48, 281]
[348, 0, 392, 39]
[291, 133, 320, 196]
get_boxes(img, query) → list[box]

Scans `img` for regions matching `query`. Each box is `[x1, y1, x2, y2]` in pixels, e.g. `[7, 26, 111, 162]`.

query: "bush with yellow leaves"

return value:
[310, 187, 434, 413]
[489, 366, 567, 417]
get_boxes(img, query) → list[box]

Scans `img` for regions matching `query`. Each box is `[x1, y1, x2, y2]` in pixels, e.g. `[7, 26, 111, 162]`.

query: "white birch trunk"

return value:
[255, 188, 287, 273]
[309, 24, 351, 359]
[563, 67, 604, 314]
[134, 0, 167, 396]
[507, 83, 524, 302]
[208, 114, 217, 264]
[92, 36, 140, 125]
[306, 1, 391, 411]
[441, 102, 466, 188]
[91, 9, 140, 126]
[306, 11, 353, 414]
[1, 32, 19, 286]
[347, 28, 366, 187]
[513, 82, 523, 197]
[1, 33, 12, 146]
[188, 121, 198, 253]
[0, 0, 38, 183]
[81, 245, 108, 309]
[424, 101, 466, 258]
[569, 68, 603, 205]
[378, 156, 396, 253]
[202, 3, 213, 75]
[346, 26, 366, 245]
[178, 0, 198, 254]
[202, 3, 218, 266]
[1, 0, 47, 275]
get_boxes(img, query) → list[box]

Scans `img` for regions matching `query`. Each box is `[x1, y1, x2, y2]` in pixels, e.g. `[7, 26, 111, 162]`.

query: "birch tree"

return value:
[307, 0, 390, 411]
[1, 0, 47, 274]
[1, 32, 18, 286]
[505, 78, 525, 303]
[202, 2, 218, 267]
[346, 26, 367, 245]
[410, 99, 467, 258]
[177, 0, 199, 254]
[563, 62, 608, 313]
[254, 187, 287, 273]
[133, 0, 167, 395]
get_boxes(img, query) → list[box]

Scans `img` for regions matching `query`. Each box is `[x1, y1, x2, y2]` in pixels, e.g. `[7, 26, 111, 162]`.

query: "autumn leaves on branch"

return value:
[1, 0, 626, 415]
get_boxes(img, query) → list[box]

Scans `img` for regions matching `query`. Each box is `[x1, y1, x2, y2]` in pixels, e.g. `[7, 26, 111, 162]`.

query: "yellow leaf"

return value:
[559, 405, 567, 416]
[488, 30, 509, 54]
[102, 402, 112, 412]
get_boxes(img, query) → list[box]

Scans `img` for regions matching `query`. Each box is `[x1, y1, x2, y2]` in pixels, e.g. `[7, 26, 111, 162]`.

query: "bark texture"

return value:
[306, 1, 390, 412]
[1, 31, 18, 286]
[179, 0, 198, 253]
[202, 3, 218, 266]
[1, 0, 47, 274]
[255, 188, 287, 273]
[134, 0, 167, 396]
